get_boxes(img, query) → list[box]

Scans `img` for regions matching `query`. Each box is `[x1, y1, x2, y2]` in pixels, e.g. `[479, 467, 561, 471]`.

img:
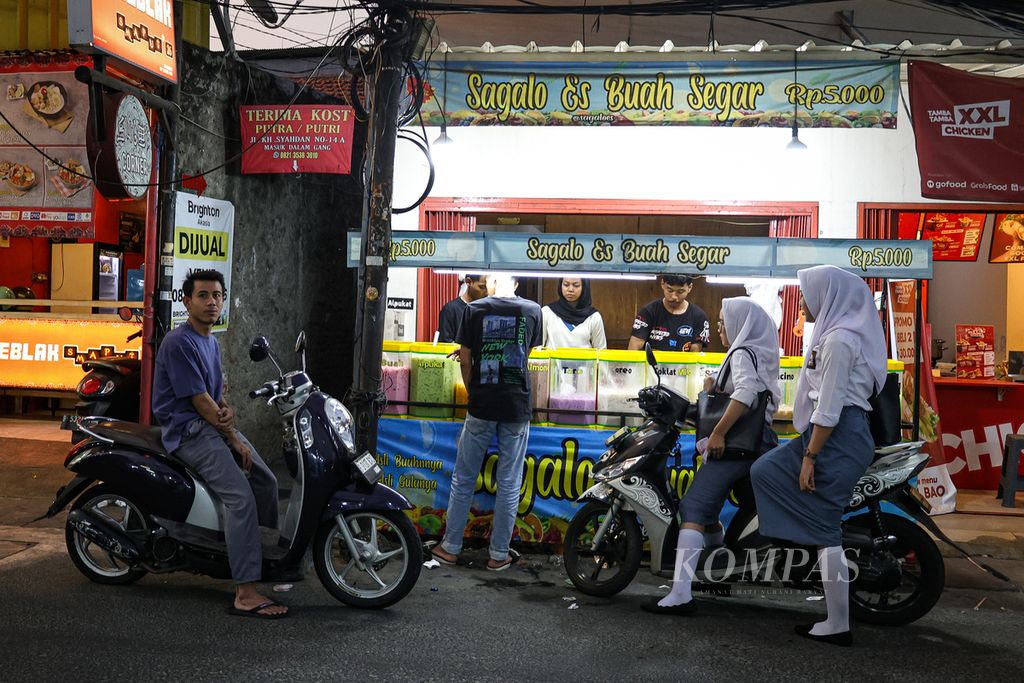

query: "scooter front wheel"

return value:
[314, 510, 422, 609]
[563, 499, 642, 597]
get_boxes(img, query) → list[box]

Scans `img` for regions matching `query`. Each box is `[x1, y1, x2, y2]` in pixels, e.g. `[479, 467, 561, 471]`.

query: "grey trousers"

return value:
[173, 419, 278, 584]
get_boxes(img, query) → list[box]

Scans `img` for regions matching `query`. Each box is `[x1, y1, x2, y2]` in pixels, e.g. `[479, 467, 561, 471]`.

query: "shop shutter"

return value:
[415, 211, 477, 341]
[770, 215, 814, 356]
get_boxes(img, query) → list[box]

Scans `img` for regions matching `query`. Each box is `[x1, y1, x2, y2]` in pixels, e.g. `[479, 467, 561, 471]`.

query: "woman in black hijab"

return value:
[541, 278, 607, 349]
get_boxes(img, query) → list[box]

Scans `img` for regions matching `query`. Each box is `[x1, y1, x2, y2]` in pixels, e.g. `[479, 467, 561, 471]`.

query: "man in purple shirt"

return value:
[152, 270, 287, 619]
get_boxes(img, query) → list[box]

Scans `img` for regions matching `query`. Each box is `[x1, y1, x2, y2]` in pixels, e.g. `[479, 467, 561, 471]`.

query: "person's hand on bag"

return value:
[707, 431, 726, 459]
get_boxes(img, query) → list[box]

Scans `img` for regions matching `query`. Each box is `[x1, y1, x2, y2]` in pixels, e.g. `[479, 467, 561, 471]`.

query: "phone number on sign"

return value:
[272, 151, 321, 159]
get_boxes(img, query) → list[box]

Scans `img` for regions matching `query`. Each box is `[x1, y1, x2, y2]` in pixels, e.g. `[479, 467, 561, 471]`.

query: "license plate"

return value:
[909, 485, 933, 513]
[354, 452, 381, 485]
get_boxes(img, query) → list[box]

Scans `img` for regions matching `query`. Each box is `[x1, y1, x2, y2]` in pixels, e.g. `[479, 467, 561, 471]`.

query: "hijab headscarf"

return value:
[720, 297, 782, 407]
[793, 265, 887, 432]
[546, 278, 598, 326]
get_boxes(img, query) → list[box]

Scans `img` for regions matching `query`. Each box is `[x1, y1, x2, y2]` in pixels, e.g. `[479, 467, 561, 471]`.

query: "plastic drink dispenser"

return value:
[381, 341, 411, 415]
[778, 356, 802, 417]
[528, 349, 551, 422]
[409, 342, 458, 418]
[652, 351, 698, 402]
[549, 348, 597, 424]
[597, 349, 647, 427]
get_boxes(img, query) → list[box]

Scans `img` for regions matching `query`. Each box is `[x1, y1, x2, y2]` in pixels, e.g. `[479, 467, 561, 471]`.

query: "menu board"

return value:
[0, 54, 95, 238]
[989, 213, 1024, 263]
[955, 324, 995, 379]
[899, 212, 985, 261]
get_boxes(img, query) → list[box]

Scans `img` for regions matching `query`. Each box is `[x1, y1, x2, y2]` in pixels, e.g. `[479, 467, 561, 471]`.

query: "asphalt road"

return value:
[1, 526, 1023, 682]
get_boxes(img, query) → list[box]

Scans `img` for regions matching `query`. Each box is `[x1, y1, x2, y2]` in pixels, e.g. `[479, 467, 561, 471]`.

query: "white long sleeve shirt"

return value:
[716, 349, 777, 427]
[541, 307, 607, 349]
[806, 332, 874, 428]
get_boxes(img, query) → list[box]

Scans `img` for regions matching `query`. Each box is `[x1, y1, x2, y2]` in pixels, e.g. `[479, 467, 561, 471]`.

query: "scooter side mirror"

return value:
[645, 342, 658, 370]
[295, 331, 306, 354]
[249, 336, 271, 362]
[117, 306, 133, 322]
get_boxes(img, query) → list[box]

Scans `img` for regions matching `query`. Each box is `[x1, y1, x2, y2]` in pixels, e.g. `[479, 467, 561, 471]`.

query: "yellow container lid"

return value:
[550, 348, 598, 361]
[781, 356, 803, 368]
[529, 348, 551, 359]
[598, 349, 647, 363]
[888, 360, 905, 371]
[652, 350, 697, 364]
[410, 342, 459, 355]
[383, 341, 411, 352]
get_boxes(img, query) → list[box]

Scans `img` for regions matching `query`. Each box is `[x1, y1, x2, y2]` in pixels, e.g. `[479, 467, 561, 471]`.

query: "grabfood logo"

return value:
[927, 99, 1010, 139]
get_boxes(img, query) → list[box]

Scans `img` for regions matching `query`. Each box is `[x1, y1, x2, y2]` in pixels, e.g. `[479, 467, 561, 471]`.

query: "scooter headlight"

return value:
[325, 398, 355, 452]
[593, 455, 646, 482]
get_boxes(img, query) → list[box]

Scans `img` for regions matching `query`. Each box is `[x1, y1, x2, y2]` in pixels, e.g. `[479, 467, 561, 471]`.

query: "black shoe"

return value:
[640, 598, 698, 615]
[793, 624, 852, 647]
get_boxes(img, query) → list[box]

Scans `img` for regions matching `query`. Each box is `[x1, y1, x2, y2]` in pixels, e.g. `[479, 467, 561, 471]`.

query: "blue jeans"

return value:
[440, 414, 530, 561]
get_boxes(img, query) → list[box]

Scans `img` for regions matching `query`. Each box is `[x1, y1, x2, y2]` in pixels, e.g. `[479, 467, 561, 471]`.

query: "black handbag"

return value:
[696, 347, 771, 459]
[869, 372, 901, 447]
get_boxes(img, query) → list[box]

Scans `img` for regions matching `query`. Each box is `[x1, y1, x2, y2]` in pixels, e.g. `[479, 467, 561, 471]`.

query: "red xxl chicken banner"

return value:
[909, 60, 1024, 202]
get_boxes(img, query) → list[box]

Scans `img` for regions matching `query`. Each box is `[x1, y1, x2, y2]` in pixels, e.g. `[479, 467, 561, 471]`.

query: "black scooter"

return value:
[563, 344, 1007, 626]
[72, 307, 142, 443]
[46, 332, 422, 608]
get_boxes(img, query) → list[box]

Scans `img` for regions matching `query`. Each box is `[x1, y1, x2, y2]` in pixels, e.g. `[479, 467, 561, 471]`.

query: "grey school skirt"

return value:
[680, 422, 779, 527]
[750, 406, 874, 547]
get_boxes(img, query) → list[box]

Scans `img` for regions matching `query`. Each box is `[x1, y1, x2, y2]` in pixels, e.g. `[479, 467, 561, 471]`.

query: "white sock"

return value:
[658, 529, 704, 607]
[704, 524, 725, 547]
[811, 546, 851, 636]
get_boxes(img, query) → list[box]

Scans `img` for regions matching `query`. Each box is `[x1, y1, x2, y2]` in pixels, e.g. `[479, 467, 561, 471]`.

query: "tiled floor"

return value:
[0, 418, 65, 442]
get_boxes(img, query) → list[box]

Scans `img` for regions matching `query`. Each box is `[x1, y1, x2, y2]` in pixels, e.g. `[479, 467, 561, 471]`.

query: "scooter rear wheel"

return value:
[564, 500, 643, 597]
[65, 485, 148, 585]
[314, 510, 422, 609]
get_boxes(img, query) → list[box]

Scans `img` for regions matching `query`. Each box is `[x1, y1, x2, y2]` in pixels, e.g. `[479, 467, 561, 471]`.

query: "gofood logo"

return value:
[928, 99, 1010, 139]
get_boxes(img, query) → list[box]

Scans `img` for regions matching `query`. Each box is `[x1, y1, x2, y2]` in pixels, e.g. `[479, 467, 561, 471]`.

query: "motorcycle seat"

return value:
[88, 420, 168, 455]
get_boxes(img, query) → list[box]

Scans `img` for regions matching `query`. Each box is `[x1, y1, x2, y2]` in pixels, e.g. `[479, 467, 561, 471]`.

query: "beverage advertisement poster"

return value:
[989, 213, 1024, 263]
[955, 324, 995, 379]
[171, 193, 234, 332]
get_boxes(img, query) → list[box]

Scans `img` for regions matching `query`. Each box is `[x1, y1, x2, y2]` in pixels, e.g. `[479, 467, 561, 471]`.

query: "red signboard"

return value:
[990, 213, 1024, 263]
[239, 105, 355, 175]
[922, 212, 984, 261]
[909, 60, 1024, 202]
[0, 53, 96, 238]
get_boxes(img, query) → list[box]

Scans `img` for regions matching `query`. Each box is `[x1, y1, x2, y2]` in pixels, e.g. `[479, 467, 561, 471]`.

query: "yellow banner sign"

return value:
[0, 318, 141, 390]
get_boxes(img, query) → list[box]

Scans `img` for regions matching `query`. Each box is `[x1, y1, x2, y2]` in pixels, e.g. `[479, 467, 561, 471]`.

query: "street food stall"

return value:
[349, 230, 930, 544]
[0, 50, 148, 410]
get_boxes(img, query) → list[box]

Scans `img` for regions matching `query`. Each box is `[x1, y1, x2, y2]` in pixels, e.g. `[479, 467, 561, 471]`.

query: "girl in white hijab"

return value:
[644, 297, 780, 615]
[751, 265, 887, 646]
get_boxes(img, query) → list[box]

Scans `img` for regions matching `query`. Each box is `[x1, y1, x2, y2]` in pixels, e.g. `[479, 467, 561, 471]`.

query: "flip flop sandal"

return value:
[430, 546, 458, 566]
[227, 600, 289, 619]
[486, 550, 520, 572]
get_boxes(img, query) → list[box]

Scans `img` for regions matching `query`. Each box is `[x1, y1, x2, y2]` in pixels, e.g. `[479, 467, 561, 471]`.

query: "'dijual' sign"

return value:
[172, 193, 235, 331]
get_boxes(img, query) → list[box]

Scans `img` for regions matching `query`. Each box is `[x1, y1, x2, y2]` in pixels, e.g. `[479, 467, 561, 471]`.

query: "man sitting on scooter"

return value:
[152, 269, 288, 620]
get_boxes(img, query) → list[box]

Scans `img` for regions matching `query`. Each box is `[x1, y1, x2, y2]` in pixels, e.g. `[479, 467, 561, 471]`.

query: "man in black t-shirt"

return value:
[436, 273, 489, 342]
[628, 274, 710, 352]
[432, 274, 543, 572]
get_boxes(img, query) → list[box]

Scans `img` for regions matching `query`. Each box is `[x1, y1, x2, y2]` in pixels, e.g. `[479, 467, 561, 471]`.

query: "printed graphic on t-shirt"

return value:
[481, 314, 528, 386]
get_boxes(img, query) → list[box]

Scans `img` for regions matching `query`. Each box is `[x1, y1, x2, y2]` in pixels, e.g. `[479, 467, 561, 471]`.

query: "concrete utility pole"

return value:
[351, 23, 406, 457]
